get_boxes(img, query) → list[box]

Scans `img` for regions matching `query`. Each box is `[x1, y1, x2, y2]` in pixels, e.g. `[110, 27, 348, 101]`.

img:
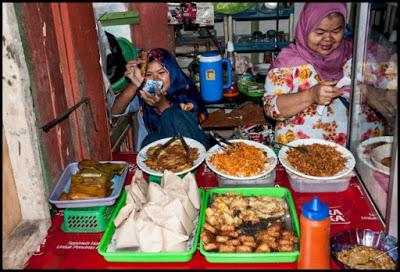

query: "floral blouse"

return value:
[263, 59, 385, 146]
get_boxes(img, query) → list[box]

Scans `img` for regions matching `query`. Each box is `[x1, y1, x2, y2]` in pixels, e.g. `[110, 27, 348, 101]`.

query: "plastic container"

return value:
[216, 169, 275, 187]
[98, 189, 206, 262]
[287, 169, 351, 193]
[48, 161, 128, 208]
[199, 187, 300, 263]
[298, 196, 331, 269]
[61, 204, 116, 233]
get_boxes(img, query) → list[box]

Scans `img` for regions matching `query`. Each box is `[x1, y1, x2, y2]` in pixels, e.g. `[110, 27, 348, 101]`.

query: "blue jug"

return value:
[199, 52, 232, 103]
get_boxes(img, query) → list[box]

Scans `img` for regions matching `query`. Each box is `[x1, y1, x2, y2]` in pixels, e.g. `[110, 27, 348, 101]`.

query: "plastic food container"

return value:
[97, 189, 205, 263]
[199, 187, 300, 263]
[287, 169, 352, 193]
[48, 161, 128, 208]
[279, 139, 355, 193]
[216, 169, 276, 187]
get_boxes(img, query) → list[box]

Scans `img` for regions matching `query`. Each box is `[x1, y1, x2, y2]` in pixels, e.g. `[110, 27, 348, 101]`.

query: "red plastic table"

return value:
[25, 152, 384, 269]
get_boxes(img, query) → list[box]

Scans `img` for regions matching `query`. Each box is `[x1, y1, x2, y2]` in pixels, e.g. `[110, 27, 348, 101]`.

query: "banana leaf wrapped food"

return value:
[59, 160, 125, 201]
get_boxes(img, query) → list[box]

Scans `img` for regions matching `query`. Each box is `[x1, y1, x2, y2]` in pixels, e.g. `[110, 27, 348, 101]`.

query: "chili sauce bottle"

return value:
[297, 196, 331, 269]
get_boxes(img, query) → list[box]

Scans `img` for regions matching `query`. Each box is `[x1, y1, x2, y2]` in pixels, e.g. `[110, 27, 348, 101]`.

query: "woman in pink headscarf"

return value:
[263, 3, 385, 146]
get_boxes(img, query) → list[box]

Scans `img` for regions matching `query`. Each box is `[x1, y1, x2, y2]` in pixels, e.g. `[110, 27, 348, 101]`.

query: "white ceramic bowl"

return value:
[371, 143, 392, 175]
[206, 139, 277, 181]
[356, 136, 393, 176]
[278, 138, 355, 180]
[137, 137, 206, 177]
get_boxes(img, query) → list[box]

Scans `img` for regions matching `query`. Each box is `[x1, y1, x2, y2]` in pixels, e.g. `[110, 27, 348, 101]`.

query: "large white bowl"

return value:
[136, 137, 206, 177]
[278, 138, 355, 180]
[205, 139, 277, 180]
[371, 143, 392, 175]
[356, 136, 393, 176]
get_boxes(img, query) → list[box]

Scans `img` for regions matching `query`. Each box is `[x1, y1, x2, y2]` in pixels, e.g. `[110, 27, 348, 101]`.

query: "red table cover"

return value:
[25, 152, 384, 269]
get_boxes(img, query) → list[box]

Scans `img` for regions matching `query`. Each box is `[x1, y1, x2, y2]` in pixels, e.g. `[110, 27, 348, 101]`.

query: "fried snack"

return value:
[236, 245, 252, 253]
[286, 143, 347, 176]
[219, 244, 236, 253]
[201, 192, 298, 254]
[225, 239, 240, 246]
[144, 139, 199, 173]
[139, 51, 148, 76]
[256, 243, 271, 252]
[208, 142, 268, 177]
[204, 243, 219, 251]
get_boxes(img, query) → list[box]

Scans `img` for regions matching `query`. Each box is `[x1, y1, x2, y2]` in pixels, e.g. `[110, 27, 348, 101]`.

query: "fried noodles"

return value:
[144, 139, 199, 172]
[208, 142, 268, 177]
[286, 143, 346, 177]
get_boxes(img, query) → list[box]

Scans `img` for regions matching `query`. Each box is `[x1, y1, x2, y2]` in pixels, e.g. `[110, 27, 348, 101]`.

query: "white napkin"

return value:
[164, 198, 195, 235]
[162, 228, 189, 252]
[181, 172, 201, 210]
[137, 222, 164, 252]
[132, 169, 148, 195]
[161, 170, 182, 190]
[165, 187, 197, 221]
[114, 209, 139, 250]
[146, 182, 170, 205]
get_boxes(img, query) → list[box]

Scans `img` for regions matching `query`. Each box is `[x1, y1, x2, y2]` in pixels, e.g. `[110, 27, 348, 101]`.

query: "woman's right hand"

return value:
[310, 80, 342, 105]
[124, 60, 146, 89]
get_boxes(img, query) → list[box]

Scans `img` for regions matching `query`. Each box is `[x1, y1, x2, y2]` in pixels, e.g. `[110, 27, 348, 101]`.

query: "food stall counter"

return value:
[25, 152, 384, 270]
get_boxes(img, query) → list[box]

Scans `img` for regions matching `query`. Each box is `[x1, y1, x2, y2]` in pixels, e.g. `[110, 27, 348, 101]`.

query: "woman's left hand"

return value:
[139, 88, 171, 112]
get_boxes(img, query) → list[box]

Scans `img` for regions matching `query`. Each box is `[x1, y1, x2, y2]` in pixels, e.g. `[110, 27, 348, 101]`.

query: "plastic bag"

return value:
[214, 3, 256, 15]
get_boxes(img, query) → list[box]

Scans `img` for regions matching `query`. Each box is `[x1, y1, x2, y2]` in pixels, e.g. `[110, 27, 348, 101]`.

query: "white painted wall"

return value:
[2, 3, 50, 222]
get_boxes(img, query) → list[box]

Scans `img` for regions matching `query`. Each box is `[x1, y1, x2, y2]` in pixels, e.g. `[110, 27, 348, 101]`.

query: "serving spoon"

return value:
[370, 246, 398, 261]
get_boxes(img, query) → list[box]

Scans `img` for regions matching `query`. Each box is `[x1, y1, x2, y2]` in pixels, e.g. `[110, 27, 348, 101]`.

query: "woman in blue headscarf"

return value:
[111, 48, 210, 150]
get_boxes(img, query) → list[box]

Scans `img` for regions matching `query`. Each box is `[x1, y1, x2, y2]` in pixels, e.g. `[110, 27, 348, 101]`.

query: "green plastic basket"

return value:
[61, 204, 116, 233]
[199, 187, 300, 263]
[98, 188, 206, 262]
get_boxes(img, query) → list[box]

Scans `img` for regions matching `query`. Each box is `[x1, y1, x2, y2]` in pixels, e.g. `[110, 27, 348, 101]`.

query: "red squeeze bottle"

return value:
[297, 196, 331, 269]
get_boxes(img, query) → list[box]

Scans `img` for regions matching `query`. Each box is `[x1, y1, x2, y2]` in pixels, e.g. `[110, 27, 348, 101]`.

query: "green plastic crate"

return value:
[199, 187, 300, 263]
[98, 188, 206, 262]
[61, 204, 116, 233]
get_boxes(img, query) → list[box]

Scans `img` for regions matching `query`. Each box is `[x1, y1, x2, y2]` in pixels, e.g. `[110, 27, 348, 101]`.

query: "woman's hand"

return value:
[124, 60, 146, 89]
[310, 80, 342, 105]
[139, 87, 171, 112]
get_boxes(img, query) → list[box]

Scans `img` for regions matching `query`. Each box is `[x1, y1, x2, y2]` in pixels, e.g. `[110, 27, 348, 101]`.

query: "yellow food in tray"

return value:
[59, 160, 125, 201]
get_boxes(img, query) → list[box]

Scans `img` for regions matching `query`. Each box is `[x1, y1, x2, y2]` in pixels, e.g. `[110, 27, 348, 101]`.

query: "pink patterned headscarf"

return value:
[271, 3, 353, 81]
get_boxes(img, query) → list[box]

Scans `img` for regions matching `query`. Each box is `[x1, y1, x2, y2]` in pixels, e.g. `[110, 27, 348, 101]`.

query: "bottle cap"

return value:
[302, 196, 329, 221]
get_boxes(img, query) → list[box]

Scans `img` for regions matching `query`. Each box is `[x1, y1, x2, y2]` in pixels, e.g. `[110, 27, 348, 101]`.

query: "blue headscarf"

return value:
[140, 48, 208, 132]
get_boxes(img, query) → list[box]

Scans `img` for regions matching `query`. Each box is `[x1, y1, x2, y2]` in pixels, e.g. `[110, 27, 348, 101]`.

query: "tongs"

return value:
[209, 131, 234, 149]
[271, 141, 308, 154]
[152, 133, 191, 162]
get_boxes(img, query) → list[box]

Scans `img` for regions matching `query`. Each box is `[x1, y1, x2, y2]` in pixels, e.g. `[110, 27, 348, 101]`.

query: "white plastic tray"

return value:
[48, 161, 128, 208]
